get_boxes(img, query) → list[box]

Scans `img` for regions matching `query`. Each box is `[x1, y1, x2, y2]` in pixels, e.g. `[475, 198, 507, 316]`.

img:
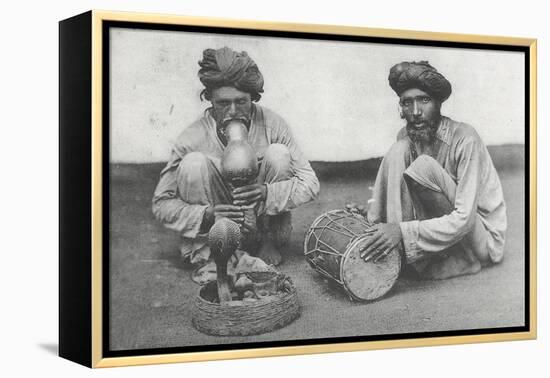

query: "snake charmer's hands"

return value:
[232, 184, 267, 206]
[359, 223, 403, 263]
[203, 204, 244, 228]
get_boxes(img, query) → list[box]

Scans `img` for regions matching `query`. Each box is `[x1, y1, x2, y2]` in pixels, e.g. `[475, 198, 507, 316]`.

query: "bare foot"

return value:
[423, 255, 481, 280]
[257, 241, 283, 266]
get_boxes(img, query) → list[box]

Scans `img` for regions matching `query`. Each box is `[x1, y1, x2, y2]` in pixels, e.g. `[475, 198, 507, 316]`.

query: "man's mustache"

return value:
[222, 116, 250, 127]
[408, 118, 437, 127]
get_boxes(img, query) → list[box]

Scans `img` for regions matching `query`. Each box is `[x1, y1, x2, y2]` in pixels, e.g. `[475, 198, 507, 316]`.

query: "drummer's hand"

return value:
[233, 184, 267, 206]
[345, 202, 368, 218]
[359, 223, 403, 263]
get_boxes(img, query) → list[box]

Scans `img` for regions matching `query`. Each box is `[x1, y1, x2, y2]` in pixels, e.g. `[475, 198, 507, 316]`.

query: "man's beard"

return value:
[406, 118, 440, 143]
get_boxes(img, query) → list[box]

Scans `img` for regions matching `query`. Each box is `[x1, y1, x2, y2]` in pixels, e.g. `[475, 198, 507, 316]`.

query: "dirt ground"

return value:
[108, 145, 525, 351]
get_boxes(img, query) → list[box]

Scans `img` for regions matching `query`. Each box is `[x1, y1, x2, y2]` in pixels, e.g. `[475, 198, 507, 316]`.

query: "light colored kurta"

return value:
[368, 116, 507, 265]
[152, 104, 320, 241]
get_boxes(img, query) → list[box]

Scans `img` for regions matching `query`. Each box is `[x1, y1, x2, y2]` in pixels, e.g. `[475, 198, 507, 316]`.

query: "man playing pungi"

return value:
[358, 61, 507, 280]
[152, 47, 320, 267]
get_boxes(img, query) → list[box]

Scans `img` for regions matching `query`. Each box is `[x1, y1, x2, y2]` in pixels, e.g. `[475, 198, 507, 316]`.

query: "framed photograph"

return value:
[59, 10, 537, 368]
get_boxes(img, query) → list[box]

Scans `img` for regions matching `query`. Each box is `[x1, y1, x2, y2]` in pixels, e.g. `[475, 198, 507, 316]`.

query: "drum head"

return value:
[341, 235, 401, 301]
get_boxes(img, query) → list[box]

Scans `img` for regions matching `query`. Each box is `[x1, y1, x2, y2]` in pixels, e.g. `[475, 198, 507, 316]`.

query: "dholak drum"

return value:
[304, 209, 401, 301]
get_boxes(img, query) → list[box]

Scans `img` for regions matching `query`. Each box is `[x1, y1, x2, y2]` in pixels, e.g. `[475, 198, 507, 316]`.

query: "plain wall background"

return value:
[110, 28, 524, 163]
[1, 0, 546, 377]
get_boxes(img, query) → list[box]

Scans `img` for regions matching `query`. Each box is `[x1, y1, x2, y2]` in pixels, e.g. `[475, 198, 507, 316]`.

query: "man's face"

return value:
[210, 86, 253, 129]
[399, 88, 442, 143]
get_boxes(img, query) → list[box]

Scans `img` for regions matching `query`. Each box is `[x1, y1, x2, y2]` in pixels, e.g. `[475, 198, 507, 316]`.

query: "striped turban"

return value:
[198, 47, 264, 100]
[388, 61, 452, 102]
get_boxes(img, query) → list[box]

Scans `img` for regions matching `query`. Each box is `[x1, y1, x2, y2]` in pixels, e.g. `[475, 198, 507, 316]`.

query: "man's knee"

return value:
[404, 155, 442, 189]
[176, 152, 231, 205]
[405, 155, 455, 217]
[177, 152, 209, 181]
[408, 154, 438, 173]
[405, 154, 456, 194]
[264, 143, 291, 171]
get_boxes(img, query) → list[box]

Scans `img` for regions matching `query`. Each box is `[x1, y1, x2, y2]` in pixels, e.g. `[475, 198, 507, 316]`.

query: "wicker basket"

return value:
[192, 274, 301, 336]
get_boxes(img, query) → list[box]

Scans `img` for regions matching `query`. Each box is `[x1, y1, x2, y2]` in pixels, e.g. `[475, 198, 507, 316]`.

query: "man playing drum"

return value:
[152, 47, 320, 266]
[356, 61, 507, 280]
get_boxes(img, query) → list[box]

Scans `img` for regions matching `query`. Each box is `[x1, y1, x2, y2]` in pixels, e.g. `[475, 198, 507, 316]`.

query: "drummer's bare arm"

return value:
[359, 223, 404, 262]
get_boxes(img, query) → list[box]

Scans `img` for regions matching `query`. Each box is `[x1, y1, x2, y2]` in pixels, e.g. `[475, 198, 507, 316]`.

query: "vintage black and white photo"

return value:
[107, 25, 527, 352]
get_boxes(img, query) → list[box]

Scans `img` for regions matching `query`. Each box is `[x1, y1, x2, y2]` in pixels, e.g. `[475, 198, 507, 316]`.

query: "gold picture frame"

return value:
[59, 10, 537, 368]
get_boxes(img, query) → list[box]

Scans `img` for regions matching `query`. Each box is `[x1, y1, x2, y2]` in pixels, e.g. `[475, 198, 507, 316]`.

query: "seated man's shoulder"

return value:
[445, 117, 483, 144]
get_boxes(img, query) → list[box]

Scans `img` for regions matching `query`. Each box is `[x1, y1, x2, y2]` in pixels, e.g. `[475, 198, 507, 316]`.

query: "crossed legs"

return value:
[403, 155, 490, 279]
